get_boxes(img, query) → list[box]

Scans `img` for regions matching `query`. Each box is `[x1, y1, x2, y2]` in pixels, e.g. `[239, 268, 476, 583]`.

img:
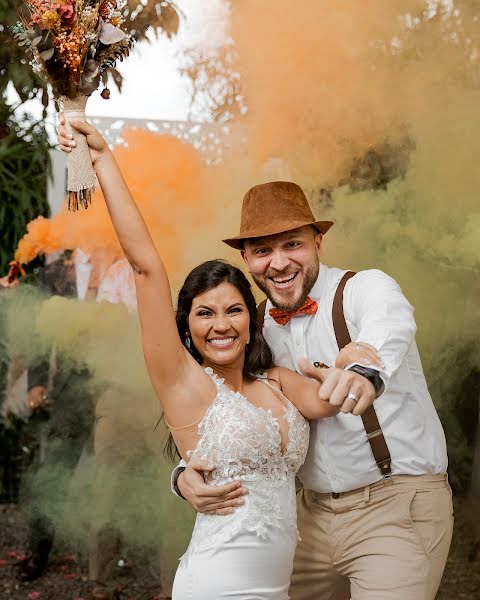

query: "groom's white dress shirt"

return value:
[262, 264, 448, 494]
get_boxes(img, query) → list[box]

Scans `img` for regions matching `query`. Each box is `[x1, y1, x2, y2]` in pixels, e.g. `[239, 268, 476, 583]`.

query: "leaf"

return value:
[0, 109, 51, 273]
[82, 59, 100, 82]
[99, 20, 126, 45]
[157, 2, 180, 38]
[40, 47, 54, 61]
[79, 60, 101, 94]
[97, 38, 132, 71]
[109, 67, 123, 92]
[41, 87, 49, 108]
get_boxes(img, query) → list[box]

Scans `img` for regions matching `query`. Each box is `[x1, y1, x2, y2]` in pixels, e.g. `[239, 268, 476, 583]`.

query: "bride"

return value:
[57, 118, 340, 599]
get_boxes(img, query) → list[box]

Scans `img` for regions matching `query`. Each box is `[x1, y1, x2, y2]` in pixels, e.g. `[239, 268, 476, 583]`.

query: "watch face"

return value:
[350, 365, 382, 393]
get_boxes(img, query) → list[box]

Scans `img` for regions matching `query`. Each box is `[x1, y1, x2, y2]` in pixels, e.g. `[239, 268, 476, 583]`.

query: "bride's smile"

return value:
[188, 281, 250, 367]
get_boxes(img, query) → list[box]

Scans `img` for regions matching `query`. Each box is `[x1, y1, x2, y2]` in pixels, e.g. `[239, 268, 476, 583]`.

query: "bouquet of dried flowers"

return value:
[12, 0, 140, 210]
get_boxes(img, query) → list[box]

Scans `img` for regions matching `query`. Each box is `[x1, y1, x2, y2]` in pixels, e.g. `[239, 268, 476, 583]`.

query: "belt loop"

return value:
[363, 485, 370, 505]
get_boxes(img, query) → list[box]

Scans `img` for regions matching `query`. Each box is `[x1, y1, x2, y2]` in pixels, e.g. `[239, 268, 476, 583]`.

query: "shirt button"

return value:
[296, 340, 301, 346]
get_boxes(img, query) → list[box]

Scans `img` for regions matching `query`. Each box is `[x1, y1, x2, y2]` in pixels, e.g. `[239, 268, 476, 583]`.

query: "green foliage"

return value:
[0, 1, 47, 105]
[0, 108, 51, 273]
[0, 1, 56, 277]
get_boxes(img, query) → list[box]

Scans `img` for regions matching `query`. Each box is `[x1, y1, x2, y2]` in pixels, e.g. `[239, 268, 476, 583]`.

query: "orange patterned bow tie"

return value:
[269, 296, 318, 326]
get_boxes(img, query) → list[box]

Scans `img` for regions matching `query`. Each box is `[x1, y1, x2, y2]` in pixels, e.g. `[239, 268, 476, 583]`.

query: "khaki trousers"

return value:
[290, 474, 453, 600]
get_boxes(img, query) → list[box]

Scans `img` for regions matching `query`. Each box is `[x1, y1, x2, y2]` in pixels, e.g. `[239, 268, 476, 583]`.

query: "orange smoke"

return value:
[16, 2, 480, 287]
[16, 129, 207, 277]
[231, 0, 469, 186]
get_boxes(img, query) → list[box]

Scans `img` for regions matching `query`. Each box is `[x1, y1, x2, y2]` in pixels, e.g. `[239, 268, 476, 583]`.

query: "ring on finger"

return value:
[347, 392, 358, 403]
[355, 343, 360, 351]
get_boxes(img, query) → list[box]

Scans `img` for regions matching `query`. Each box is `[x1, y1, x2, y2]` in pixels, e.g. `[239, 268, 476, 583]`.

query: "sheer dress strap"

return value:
[165, 415, 204, 431]
[256, 373, 291, 409]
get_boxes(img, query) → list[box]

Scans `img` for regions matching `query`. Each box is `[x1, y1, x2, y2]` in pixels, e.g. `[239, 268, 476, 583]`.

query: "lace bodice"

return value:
[182, 368, 310, 560]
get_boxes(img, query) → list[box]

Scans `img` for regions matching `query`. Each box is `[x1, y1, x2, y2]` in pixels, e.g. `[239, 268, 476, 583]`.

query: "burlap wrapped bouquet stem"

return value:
[61, 95, 97, 211]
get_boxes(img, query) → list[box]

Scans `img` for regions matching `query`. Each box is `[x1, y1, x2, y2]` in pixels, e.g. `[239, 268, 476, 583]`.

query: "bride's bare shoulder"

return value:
[264, 365, 289, 391]
[268, 366, 310, 392]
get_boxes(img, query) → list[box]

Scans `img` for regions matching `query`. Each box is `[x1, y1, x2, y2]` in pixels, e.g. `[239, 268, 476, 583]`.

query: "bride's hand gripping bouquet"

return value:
[12, 0, 139, 210]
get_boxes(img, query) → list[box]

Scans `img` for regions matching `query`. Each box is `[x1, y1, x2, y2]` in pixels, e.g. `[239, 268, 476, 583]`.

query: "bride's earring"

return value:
[246, 333, 251, 345]
[185, 333, 191, 349]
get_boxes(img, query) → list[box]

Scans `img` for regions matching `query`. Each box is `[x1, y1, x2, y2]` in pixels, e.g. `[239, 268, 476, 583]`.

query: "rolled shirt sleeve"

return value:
[344, 270, 417, 388]
[171, 459, 187, 497]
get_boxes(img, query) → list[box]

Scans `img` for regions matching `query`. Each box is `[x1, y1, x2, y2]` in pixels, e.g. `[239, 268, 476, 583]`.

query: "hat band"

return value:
[236, 219, 317, 240]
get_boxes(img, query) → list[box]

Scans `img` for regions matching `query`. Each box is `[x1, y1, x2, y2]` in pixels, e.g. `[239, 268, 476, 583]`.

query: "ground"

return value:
[0, 502, 169, 600]
[0, 496, 479, 600]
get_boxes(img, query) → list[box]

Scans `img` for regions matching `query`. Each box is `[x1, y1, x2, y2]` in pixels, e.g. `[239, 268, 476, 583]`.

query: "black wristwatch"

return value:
[173, 467, 186, 500]
[347, 365, 384, 397]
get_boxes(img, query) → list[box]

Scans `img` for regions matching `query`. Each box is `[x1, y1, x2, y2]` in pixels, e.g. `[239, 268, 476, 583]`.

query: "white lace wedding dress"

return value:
[172, 368, 310, 600]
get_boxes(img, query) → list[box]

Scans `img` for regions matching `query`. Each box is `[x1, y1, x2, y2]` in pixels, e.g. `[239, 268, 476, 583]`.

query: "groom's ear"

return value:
[315, 233, 323, 256]
[240, 248, 248, 265]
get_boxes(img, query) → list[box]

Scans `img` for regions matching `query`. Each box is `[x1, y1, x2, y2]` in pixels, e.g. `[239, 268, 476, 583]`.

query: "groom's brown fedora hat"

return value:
[222, 181, 334, 250]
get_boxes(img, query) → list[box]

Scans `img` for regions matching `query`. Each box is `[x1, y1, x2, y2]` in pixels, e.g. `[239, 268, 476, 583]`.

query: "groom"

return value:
[173, 181, 453, 599]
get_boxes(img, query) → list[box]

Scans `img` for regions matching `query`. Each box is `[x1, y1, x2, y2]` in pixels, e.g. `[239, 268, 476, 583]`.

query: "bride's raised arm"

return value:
[57, 117, 206, 417]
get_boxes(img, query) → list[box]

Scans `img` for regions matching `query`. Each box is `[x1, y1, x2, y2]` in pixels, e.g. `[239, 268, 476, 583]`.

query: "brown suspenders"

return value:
[256, 298, 268, 331]
[256, 271, 392, 478]
[334, 272, 392, 478]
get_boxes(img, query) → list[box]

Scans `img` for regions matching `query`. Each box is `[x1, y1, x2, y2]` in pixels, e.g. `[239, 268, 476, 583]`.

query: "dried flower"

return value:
[58, 4, 76, 28]
[100, 87, 110, 99]
[99, 0, 116, 20]
[41, 10, 60, 30]
[55, 29, 81, 75]
[14, 0, 141, 98]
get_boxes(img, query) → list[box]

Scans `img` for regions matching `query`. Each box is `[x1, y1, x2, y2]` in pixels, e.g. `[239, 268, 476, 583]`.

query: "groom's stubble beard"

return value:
[251, 260, 320, 312]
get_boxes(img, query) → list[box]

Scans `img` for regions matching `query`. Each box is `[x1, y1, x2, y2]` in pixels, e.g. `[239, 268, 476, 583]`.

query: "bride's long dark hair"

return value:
[164, 259, 274, 460]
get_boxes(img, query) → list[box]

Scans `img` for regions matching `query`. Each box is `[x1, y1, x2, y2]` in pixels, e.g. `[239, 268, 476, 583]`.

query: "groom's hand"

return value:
[299, 360, 376, 416]
[178, 458, 248, 515]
